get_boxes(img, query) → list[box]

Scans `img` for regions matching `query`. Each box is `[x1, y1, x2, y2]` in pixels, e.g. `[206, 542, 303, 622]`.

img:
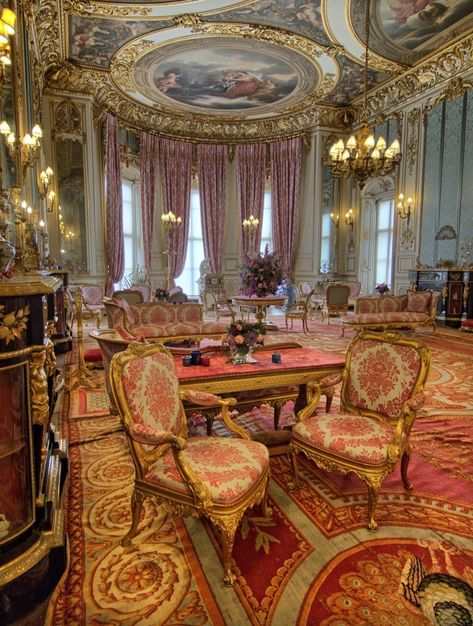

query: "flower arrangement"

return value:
[241, 245, 285, 297]
[223, 319, 266, 355]
[375, 283, 390, 295]
[154, 287, 169, 301]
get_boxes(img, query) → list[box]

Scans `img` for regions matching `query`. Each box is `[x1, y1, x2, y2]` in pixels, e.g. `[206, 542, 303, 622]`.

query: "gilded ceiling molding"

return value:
[406, 108, 420, 177]
[359, 35, 473, 120]
[45, 58, 343, 142]
[185, 19, 327, 60]
[62, 0, 153, 17]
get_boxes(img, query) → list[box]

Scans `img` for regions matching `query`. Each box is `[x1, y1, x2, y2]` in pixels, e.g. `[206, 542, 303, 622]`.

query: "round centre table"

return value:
[232, 294, 287, 329]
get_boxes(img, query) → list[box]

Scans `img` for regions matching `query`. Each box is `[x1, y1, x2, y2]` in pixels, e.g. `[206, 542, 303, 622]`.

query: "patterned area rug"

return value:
[46, 322, 473, 625]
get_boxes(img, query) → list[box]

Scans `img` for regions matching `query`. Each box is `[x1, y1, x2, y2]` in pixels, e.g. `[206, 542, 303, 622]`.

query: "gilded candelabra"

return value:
[161, 211, 181, 290]
[242, 214, 259, 256]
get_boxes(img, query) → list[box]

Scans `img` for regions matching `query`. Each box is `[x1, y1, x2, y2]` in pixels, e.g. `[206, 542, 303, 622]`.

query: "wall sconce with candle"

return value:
[345, 208, 354, 231]
[38, 167, 54, 199]
[397, 193, 413, 228]
[330, 212, 339, 228]
[0, 122, 43, 174]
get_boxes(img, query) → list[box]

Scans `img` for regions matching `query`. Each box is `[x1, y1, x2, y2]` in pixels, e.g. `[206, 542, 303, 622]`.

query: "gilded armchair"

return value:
[109, 342, 271, 585]
[285, 288, 316, 333]
[80, 284, 106, 328]
[288, 330, 431, 531]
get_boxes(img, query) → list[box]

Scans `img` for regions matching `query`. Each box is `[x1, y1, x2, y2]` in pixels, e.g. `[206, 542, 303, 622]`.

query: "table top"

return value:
[232, 294, 287, 305]
[175, 347, 344, 394]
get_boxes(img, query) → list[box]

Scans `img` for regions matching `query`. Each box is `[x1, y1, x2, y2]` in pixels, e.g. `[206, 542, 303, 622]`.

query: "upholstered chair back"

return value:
[81, 284, 104, 306]
[343, 334, 424, 421]
[115, 346, 185, 439]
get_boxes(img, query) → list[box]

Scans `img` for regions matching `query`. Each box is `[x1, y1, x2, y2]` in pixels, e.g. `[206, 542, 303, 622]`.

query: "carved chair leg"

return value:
[366, 483, 379, 532]
[121, 488, 145, 547]
[260, 478, 271, 519]
[324, 389, 334, 412]
[400, 449, 413, 490]
[273, 404, 281, 430]
[287, 448, 299, 491]
[217, 519, 238, 586]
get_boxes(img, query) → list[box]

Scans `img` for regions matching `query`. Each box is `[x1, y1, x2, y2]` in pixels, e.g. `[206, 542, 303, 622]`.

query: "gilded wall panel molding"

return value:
[406, 108, 420, 177]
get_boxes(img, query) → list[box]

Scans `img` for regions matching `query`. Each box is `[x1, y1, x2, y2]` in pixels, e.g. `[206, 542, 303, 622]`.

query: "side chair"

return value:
[109, 342, 271, 585]
[80, 284, 106, 328]
[288, 330, 431, 531]
[322, 283, 351, 323]
[285, 288, 316, 333]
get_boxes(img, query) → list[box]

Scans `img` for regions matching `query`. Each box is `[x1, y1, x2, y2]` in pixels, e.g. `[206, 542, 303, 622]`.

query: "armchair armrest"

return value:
[388, 392, 426, 461]
[180, 388, 248, 439]
[130, 423, 186, 448]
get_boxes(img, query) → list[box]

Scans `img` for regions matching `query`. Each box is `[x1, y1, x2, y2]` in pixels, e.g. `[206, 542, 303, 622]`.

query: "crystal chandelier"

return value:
[327, 0, 401, 189]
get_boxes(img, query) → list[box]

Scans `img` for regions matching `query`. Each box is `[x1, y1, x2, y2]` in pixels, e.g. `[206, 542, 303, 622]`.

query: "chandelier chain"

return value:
[363, 0, 371, 118]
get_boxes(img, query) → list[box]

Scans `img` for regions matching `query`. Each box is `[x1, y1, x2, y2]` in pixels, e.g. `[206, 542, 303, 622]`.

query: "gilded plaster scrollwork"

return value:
[186, 20, 326, 61]
[362, 35, 473, 120]
[406, 108, 420, 177]
[423, 76, 473, 118]
[63, 0, 152, 17]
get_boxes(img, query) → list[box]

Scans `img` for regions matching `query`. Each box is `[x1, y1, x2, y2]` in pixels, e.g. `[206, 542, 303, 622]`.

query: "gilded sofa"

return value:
[341, 290, 439, 335]
[103, 299, 227, 343]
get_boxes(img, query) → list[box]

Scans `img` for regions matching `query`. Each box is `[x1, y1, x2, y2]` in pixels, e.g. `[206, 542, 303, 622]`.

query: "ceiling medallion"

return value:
[326, 0, 400, 189]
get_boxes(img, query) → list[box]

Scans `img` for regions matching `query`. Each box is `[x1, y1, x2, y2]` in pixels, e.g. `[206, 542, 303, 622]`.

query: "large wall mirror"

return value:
[320, 144, 340, 275]
[52, 101, 88, 273]
[0, 63, 18, 190]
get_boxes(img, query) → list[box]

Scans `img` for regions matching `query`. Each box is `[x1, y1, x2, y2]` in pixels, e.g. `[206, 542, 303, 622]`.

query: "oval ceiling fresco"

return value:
[131, 37, 320, 115]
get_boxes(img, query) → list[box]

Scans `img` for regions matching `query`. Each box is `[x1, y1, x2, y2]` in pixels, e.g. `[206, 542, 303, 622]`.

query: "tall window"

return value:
[179, 188, 204, 297]
[375, 198, 394, 286]
[260, 188, 273, 252]
[121, 177, 143, 284]
[320, 212, 331, 273]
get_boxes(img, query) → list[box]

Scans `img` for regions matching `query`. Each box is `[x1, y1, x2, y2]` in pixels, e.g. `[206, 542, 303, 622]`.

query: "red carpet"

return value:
[46, 321, 473, 625]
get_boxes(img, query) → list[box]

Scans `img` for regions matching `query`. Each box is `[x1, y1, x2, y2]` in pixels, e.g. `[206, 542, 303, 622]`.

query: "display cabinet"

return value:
[0, 275, 68, 623]
[408, 269, 473, 328]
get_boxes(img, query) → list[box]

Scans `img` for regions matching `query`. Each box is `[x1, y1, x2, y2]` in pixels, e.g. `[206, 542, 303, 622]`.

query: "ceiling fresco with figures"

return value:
[43, 0, 473, 140]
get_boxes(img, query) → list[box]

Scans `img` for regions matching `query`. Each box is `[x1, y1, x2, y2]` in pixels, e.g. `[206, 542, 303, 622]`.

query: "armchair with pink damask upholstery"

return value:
[80, 284, 106, 328]
[288, 330, 431, 531]
[109, 342, 271, 585]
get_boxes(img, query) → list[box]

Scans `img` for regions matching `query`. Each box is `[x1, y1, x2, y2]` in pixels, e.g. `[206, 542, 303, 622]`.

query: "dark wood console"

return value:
[408, 269, 473, 328]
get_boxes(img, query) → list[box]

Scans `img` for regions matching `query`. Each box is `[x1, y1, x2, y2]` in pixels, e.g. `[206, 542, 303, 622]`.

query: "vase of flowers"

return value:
[241, 245, 285, 297]
[154, 287, 169, 302]
[375, 283, 390, 295]
[224, 319, 266, 364]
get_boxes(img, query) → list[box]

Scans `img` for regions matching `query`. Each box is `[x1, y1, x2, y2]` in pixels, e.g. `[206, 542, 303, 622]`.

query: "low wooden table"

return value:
[176, 346, 344, 450]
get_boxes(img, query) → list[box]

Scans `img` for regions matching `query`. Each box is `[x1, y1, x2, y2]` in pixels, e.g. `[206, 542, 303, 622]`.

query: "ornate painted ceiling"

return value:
[40, 0, 473, 141]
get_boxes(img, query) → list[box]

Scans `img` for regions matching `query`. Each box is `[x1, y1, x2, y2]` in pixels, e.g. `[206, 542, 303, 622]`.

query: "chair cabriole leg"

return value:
[400, 449, 413, 490]
[121, 488, 145, 547]
[366, 483, 379, 532]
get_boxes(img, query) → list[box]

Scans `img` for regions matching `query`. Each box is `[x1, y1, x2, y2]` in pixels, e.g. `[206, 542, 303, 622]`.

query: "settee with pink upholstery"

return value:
[341, 290, 439, 335]
[104, 298, 227, 342]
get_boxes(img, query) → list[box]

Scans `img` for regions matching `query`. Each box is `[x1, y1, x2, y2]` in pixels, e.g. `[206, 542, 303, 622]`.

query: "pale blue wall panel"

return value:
[421, 105, 442, 266]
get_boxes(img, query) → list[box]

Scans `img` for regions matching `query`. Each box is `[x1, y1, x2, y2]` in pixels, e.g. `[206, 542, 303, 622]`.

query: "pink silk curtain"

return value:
[104, 113, 124, 296]
[139, 131, 159, 273]
[158, 138, 193, 285]
[197, 144, 227, 274]
[236, 143, 266, 257]
[270, 137, 302, 282]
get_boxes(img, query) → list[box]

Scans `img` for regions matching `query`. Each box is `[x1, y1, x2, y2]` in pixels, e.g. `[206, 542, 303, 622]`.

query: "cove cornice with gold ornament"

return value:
[41, 37, 473, 143]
